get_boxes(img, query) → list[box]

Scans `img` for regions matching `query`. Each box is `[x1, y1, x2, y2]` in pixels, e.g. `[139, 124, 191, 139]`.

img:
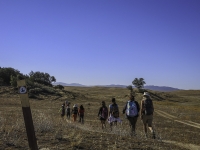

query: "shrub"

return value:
[54, 85, 64, 90]
[29, 88, 43, 94]
[10, 75, 17, 87]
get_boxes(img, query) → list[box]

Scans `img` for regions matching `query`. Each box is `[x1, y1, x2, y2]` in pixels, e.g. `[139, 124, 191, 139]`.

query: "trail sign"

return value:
[17, 80, 38, 150]
[19, 86, 27, 94]
[17, 80, 30, 107]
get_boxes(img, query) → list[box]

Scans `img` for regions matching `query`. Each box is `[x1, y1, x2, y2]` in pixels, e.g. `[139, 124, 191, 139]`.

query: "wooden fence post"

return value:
[17, 80, 38, 150]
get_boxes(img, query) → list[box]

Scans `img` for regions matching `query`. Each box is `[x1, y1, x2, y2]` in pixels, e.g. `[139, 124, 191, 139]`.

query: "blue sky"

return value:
[0, 0, 200, 90]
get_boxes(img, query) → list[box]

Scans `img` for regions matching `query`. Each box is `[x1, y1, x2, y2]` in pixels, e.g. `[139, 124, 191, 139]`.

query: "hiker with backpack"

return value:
[65, 100, 69, 107]
[123, 94, 140, 136]
[108, 98, 121, 131]
[140, 92, 155, 139]
[71, 104, 78, 122]
[78, 105, 85, 124]
[59, 102, 65, 119]
[66, 102, 71, 119]
[98, 101, 108, 129]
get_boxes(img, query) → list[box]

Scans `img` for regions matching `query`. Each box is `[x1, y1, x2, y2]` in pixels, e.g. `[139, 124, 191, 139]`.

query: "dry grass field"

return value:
[0, 86, 200, 150]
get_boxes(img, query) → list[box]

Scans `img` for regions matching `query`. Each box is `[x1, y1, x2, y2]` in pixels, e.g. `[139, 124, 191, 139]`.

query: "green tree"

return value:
[10, 75, 17, 87]
[132, 78, 146, 89]
[29, 71, 56, 86]
[0, 67, 22, 85]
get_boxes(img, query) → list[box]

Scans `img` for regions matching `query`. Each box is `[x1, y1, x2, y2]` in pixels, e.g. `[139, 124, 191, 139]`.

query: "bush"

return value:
[10, 75, 17, 87]
[54, 85, 64, 90]
[32, 83, 53, 93]
[126, 85, 133, 92]
[29, 88, 43, 94]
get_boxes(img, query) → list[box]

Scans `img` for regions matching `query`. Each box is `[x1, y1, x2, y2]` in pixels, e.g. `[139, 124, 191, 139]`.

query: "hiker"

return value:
[66, 102, 71, 119]
[123, 94, 140, 136]
[140, 92, 155, 139]
[108, 98, 121, 131]
[59, 102, 65, 118]
[65, 100, 69, 106]
[78, 105, 85, 124]
[98, 101, 108, 129]
[71, 104, 78, 122]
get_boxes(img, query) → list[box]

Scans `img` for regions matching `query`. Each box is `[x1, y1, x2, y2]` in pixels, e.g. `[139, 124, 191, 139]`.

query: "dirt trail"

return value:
[155, 110, 200, 129]
[163, 140, 200, 150]
[65, 118, 200, 150]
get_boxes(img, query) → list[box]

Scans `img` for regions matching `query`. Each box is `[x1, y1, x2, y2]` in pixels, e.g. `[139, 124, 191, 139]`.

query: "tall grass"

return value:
[33, 111, 54, 133]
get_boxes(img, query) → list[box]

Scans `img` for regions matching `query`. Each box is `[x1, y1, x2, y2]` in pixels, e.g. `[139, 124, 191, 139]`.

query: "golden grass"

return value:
[0, 86, 200, 149]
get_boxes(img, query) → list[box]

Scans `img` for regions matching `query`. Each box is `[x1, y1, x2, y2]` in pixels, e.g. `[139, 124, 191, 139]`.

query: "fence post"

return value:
[17, 80, 38, 150]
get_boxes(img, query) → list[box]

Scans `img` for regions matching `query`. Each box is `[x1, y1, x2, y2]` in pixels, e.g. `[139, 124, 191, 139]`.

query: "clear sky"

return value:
[1, 0, 200, 90]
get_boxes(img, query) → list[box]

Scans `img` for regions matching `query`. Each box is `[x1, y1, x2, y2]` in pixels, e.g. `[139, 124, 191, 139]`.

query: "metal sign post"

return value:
[17, 80, 38, 150]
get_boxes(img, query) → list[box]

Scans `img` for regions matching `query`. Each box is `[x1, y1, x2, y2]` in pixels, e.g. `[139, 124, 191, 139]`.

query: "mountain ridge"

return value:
[53, 82, 180, 92]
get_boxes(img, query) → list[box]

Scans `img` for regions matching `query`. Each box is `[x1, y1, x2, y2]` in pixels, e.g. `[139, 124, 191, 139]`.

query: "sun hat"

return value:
[143, 92, 150, 96]
[73, 104, 78, 107]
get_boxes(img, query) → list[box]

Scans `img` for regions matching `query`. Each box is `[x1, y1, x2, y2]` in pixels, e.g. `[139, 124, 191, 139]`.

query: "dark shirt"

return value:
[98, 106, 108, 116]
[61, 105, 65, 115]
[71, 107, 78, 115]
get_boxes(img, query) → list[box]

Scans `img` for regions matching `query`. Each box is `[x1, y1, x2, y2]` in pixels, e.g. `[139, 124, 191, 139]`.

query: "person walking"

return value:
[78, 105, 85, 124]
[123, 94, 140, 136]
[71, 104, 78, 122]
[108, 98, 121, 131]
[66, 102, 71, 119]
[98, 101, 108, 129]
[140, 92, 155, 139]
[59, 102, 65, 119]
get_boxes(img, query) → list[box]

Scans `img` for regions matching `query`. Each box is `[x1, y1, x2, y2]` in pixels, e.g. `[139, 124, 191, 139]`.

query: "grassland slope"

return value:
[0, 86, 200, 149]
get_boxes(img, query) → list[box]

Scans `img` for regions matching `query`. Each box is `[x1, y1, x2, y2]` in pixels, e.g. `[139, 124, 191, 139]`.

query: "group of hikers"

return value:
[60, 92, 155, 139]
[60, 102, 85, 123]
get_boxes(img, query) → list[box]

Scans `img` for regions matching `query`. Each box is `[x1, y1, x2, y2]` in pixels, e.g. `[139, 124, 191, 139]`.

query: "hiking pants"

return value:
[72, 114, 77, 122]
[79, 114, 84, 124]
[66, 112, 70, 119]
[127, 117, 138, 133]
[61, 110, 65, 117]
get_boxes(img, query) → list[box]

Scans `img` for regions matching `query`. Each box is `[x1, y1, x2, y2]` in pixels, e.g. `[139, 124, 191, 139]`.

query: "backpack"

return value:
[110, 104, 119, 118]
[65, 100, 68, 106]
[143, 99, 153, 115]
[66, 106, 70, 112]
[126, 101, 138, 117]
[101, 107, 108, 119]
[73, 107, 78, 114]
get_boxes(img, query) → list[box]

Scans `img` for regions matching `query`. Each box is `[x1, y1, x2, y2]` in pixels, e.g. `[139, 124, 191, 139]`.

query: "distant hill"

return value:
[144, 85, 180, 92]
[53, 82, 180, 92]
[98, 84, 180, 92]
[53, 82, 86, 87]
[97, 84, 127, 88]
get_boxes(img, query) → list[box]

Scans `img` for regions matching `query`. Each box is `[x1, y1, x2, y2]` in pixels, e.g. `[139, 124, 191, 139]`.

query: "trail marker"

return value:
[17, 80, 38, 150]
[19, 86, 27, 94]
